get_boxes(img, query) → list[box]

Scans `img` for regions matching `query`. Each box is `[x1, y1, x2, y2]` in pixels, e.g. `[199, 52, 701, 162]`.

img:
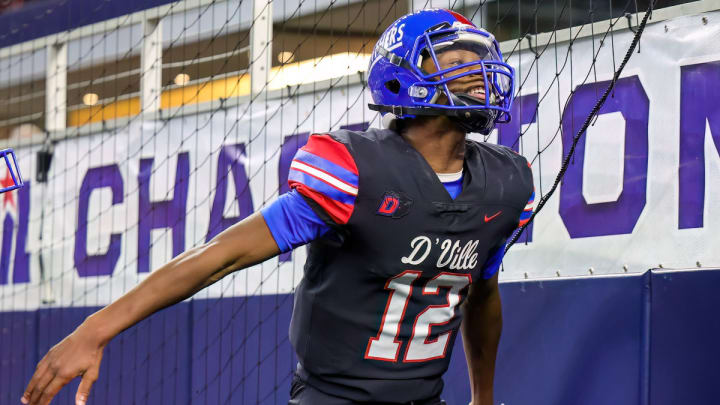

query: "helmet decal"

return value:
[379, 22, 406, 52]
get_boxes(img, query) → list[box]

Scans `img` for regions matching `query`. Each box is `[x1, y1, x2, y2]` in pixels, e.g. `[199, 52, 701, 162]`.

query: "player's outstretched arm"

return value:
[21, 212, 280, 405]
[461, 272, 503, 405]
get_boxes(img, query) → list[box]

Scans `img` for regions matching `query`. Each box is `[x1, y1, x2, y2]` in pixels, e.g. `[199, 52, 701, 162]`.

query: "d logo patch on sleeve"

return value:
[376, 191, 412, 218]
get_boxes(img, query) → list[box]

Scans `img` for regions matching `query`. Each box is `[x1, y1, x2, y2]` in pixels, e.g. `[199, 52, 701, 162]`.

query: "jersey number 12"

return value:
[365, 270, 471, 362]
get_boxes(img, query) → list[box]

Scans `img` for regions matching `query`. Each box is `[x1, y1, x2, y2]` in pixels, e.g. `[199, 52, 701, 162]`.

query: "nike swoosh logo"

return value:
[484, 211, 502, 222]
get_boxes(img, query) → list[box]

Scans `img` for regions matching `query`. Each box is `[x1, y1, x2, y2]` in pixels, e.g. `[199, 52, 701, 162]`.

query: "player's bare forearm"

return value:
[460, 273, 502, 405]
[22, 212, 279, 405]
[85, 211, 279, 343]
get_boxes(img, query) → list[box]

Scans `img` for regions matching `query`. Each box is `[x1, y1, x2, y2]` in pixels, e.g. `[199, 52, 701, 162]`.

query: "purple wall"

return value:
[3, 269, 720, 405]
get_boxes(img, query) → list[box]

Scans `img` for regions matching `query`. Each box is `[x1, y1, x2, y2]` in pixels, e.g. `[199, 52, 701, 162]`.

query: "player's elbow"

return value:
[207, 213, 280, 267]
[198, 239, 250, 278]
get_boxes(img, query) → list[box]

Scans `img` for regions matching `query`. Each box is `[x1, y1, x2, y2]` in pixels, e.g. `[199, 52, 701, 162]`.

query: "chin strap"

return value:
[448, 93, 498, 134]
[368, 103, 441, 117]
[368, 100, 496, 135]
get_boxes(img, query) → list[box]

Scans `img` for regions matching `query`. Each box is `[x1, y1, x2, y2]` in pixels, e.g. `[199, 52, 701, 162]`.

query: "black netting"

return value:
[0, 0, 675, 403]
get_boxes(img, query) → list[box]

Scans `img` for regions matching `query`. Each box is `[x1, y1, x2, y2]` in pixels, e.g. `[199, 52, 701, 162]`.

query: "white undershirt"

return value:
[436, 169, 463, 183]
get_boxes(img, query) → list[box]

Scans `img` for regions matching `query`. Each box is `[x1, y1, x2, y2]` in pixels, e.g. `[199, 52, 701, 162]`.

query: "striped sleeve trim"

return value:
[289, 169, 356, 205]
[292, 149, 359, 192]
[524, 190, 535, 211]
[518, 190, 535, 227]
[288, 134, 358, 224]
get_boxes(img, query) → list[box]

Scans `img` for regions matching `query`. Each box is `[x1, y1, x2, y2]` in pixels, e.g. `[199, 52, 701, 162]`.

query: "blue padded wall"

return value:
[33, 304, 192, 405]
[2, 297, 294, 405]
[189, 295, 296, 405]
[492, 273, 649, 405]
[0, 311, 37, 405]
[650, 269, 720, 405]
[3, 269, 720, 404]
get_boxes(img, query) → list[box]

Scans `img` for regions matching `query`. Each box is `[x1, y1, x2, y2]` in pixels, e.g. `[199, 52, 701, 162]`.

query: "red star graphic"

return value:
[0, 170, 17, 210]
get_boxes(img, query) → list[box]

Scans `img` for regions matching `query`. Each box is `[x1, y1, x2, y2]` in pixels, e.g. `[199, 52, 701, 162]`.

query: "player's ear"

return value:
[419, 49, 435, 75]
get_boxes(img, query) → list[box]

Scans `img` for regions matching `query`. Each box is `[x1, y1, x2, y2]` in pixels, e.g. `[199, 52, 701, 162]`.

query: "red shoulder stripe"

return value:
[301, 134, 358, 175]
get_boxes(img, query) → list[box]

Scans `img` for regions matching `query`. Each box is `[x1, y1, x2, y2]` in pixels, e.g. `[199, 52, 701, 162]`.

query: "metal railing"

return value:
[0, 0, 716, 148]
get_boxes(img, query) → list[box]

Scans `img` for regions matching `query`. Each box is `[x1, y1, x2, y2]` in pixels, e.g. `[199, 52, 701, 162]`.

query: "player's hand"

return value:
[21, 323, 105, 405]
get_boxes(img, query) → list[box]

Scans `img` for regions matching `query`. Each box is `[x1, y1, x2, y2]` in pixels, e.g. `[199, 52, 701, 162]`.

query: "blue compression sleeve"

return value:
[261, 190, 331, 252]
[482, 242, 506, 279]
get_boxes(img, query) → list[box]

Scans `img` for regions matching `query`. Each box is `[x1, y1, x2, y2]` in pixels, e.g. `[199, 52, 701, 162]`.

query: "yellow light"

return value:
[68, 52, 374, 127]
[268, 52, 371, 90]
[277, 51, 295, 64]
[174, 73, 191, 86]
[82, 93, 99, 106]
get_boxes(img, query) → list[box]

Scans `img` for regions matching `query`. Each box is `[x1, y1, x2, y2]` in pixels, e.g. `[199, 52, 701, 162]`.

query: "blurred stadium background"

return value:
[0, 0, 719, 404]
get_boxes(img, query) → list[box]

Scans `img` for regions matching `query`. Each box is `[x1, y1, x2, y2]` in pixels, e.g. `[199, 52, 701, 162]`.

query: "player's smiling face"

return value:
[420, 48, 492, 104]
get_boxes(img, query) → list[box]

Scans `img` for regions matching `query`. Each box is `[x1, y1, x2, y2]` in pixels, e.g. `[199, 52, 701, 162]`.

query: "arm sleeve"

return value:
[261, 190, 332, 253]
[287, 134, 359, 225]
[481, 242, 506, 279]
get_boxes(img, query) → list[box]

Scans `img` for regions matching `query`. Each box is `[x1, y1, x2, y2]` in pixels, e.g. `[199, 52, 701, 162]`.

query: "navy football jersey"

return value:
[287, 128, 534, 402]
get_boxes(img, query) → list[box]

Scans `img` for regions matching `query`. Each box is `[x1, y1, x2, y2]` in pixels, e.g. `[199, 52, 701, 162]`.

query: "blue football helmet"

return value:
[367, 9, 515, 134]
[0, 148, 24, 193]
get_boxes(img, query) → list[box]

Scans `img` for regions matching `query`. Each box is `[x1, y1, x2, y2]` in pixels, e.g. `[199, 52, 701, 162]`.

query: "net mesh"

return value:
[0, 0, 666, 403]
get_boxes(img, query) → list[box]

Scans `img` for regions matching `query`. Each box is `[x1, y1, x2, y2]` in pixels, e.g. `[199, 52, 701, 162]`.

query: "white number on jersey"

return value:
[365, 271, 422, 361]
[365, 271, 471, 362]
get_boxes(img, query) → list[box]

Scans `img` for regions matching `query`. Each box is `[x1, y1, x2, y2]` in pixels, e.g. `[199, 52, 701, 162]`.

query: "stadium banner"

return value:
[0, 11, 719, 309]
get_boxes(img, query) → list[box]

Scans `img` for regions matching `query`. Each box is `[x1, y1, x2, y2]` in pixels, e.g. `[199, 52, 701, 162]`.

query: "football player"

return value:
[22, 9, 534, 405]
